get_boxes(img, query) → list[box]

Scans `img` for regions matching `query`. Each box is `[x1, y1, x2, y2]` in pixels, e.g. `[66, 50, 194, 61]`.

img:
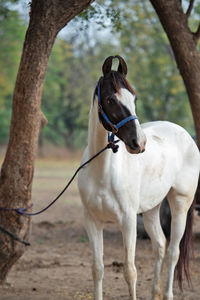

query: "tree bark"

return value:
[0, 0, 93, 283]
[149, 0, 200, 149]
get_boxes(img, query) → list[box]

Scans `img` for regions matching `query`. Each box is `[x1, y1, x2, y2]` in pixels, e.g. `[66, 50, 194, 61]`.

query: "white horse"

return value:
[78, 56, 200, 300]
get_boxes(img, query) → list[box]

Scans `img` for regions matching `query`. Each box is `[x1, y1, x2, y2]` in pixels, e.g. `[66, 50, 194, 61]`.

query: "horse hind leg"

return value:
[143, 204, 166, 300]
[163, 188, 195, 300]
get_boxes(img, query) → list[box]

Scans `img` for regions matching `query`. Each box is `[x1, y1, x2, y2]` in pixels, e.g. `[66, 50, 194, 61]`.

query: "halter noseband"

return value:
[97, 78, 138, 142]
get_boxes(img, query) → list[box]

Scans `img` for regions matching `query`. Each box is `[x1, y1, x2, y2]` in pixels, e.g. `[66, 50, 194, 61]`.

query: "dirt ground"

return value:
[0, 157, 200, 300]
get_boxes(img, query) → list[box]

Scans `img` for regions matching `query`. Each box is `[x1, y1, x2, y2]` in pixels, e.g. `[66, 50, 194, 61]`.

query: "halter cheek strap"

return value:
[97, 79, 138, 142]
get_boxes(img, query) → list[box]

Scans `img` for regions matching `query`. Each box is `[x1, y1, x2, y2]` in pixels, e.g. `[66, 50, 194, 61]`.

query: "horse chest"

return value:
[80, 171, 139, 223]
[83, 184, 115, 222]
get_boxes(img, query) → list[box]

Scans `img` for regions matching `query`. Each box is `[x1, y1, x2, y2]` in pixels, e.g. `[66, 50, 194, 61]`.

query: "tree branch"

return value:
[53, 0, 94, 31]
[195, 23, 200, 39]
[193, 23, 200, 44]
[40, 111, 48, 131]
[186, 0, 195, 17]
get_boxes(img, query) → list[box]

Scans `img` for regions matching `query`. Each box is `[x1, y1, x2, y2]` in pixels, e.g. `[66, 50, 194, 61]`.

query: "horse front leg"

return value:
[120, 212, 137, 300]
[84, 211, 104, 300]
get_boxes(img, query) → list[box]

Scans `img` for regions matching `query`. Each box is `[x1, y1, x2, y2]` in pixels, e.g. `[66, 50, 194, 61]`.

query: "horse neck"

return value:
[87, 100, 112, 174]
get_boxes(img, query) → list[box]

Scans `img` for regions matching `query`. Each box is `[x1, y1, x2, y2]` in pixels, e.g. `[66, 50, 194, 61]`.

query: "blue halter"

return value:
[97, 79, 138, 142]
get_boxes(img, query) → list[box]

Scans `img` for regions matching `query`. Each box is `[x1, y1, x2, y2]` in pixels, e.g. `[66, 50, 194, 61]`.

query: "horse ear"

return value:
[102, 56, 115, 75]
[115, 55, 128, 76]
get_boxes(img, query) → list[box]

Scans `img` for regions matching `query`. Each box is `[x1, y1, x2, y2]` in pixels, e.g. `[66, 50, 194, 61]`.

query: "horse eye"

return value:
[107, 98, 115, 104]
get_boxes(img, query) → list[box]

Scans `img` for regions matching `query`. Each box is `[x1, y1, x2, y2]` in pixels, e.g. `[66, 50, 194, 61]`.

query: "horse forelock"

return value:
[93, 71, 137, 103]
[110, 71, 136, 97]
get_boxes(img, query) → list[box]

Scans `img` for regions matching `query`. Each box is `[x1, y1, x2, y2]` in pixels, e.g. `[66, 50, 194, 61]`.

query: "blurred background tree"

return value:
[0, 1, 26, 143]
[0, 0, 197, 150]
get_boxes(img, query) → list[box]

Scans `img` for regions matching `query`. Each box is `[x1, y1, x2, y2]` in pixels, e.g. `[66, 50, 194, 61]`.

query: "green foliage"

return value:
[76, 0, 121, 31]
[187, 0, 200, 34]
[42, 39, 92, 148]
[0, 0, 20, 19]
[0, 9, 26, 144]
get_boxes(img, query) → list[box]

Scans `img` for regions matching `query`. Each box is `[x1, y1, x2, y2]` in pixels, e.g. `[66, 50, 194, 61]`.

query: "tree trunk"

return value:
[0, 0, 93, 283]
[149, 0, 200, 149]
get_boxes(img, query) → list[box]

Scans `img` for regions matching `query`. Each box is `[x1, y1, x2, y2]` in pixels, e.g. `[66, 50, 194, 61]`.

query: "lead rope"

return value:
[15, 139, 119, 216]
[0, 140, 120, 245]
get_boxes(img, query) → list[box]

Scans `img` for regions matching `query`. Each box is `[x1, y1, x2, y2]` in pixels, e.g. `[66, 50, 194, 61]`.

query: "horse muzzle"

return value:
[125, 137, 146, 154]
[125, 144, 145, 154]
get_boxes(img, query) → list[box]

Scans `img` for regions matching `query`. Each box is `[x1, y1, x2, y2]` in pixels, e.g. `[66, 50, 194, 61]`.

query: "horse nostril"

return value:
[132, 139, 139, 149]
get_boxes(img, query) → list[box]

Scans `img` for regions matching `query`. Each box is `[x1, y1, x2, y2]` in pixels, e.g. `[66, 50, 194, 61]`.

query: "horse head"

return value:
[96, 55, 146, 154]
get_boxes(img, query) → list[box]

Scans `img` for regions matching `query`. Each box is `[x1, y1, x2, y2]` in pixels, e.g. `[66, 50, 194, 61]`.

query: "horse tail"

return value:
[175, 196, 196, 290]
